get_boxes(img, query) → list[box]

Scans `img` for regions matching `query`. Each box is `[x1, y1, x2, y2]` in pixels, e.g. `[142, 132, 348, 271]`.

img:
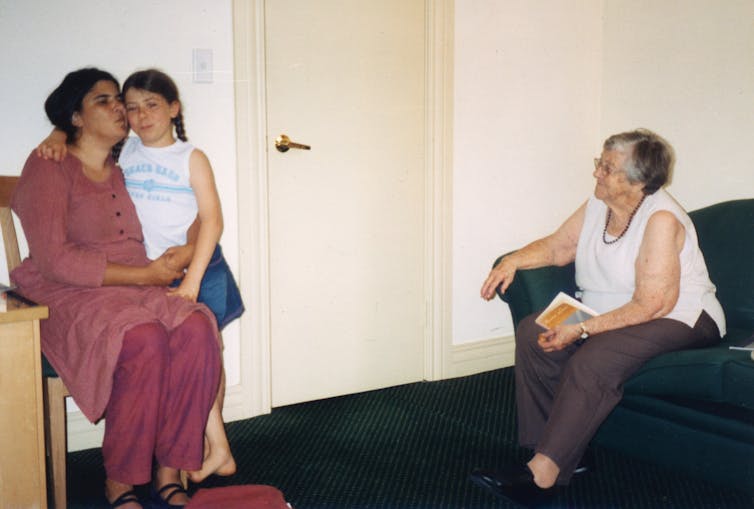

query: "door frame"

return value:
[230, 0, 454, 418]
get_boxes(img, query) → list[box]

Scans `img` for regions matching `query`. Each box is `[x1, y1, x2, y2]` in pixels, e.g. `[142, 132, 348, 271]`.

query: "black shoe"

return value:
[108, 489, 140, 508]
[573, 447, 595, 476]
[149, 483, 188, 509]
[469, 465, 556, 507]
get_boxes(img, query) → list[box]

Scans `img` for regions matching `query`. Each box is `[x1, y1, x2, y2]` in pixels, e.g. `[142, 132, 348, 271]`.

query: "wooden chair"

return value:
[1, 175, 69, 509]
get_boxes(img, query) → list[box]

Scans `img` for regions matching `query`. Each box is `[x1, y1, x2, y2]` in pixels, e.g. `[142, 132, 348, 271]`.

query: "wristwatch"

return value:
[579, 322, 590, 340]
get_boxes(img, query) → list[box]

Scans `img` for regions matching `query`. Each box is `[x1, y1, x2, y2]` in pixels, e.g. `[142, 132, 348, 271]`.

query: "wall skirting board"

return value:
[66, 337, 515, 451]
[447, 334, 515, 379]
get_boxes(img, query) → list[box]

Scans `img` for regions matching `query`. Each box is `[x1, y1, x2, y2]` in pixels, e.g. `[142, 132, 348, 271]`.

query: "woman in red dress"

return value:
[12, 68, 221, 508]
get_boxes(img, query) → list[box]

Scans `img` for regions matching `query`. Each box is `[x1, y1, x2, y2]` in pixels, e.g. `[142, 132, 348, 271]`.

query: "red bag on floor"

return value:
[186, 485, 291, 508]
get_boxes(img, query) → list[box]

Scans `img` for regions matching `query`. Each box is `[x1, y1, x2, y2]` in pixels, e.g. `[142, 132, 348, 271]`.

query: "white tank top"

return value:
[119, 137, 198, 260]
[575, 189, 725, 335]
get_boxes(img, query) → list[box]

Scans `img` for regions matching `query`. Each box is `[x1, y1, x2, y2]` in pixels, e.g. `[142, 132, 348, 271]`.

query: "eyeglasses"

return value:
[593, 158, 621, 176]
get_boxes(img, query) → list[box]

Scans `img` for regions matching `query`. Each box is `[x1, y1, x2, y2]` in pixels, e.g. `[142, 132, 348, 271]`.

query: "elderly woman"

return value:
[473, 129, 725, 505]
[11, 68, 221, 508]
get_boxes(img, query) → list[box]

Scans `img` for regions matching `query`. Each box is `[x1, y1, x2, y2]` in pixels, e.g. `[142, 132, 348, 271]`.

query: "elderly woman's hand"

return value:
[537, 324, 582, 352]
[481, 256, 517, 300]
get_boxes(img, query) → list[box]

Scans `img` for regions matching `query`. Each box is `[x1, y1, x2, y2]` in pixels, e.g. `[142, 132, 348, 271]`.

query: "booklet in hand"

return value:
[535, 292, 598, 330]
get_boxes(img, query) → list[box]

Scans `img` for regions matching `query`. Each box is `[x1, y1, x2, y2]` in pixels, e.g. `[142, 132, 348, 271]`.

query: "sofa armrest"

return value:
[492, 253, 577, 330]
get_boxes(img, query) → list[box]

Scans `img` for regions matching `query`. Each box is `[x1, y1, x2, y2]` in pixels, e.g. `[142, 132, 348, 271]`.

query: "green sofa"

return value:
[494, 198, 754, 493]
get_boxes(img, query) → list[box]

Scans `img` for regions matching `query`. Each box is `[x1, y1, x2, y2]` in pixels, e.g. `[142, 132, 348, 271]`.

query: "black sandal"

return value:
[151, 482, 189, 508]
[109, 489, 140, 508]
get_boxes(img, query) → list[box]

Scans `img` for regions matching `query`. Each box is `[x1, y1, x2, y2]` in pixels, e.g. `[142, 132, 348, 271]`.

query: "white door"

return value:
[265, 0, 427, 406]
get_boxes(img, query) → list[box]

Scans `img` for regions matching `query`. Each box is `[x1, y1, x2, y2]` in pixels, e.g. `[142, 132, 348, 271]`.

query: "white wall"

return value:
[601, 0, 754, 211]
[452, 0, 603, 344]
[0, 0, 242, 385]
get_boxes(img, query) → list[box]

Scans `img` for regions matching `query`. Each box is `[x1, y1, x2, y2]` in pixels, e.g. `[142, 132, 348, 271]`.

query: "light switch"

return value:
[192, 48, 213, 83]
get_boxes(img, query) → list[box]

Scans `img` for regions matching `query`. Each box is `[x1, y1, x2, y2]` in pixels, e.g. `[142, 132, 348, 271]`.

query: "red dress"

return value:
[11, 152, 219, 422]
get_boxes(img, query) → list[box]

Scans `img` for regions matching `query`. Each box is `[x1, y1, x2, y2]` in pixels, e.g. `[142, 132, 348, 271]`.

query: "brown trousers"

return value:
[514, 309, 720, 484]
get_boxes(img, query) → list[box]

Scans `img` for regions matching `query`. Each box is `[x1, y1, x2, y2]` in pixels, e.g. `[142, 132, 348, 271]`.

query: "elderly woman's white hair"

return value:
[603, 128, 675, 195]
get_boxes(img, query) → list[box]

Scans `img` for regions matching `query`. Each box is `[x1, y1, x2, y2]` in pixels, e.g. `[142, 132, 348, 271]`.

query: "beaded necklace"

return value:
[602, 194, 646, 245]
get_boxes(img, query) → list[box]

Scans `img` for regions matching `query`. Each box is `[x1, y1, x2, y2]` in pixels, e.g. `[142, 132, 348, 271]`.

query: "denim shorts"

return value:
[172, 244, 245, 330]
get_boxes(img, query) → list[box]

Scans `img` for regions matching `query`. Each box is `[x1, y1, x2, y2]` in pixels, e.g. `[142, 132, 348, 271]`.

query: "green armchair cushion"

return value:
[623, 336, 754, 409]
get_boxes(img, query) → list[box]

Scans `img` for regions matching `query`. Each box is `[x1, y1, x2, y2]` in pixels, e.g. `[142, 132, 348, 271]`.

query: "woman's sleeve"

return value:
[12, 153, 107, 286]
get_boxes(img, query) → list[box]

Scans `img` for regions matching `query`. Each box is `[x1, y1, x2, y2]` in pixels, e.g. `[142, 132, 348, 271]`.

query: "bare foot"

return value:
[105, 479, 141, 508]
[185, 407, 237, 483]
[185, 443, 237, 483]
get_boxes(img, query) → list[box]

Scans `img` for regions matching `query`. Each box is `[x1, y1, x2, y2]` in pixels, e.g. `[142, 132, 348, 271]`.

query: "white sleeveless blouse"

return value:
[119, 137, 198, 261]
[575, 189, 725, 335]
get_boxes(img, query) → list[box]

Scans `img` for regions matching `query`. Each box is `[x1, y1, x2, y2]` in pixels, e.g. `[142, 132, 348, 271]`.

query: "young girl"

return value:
[120, 70, 244, 330]
[40, 69, 241, 488]
[121, 69, 241, 486]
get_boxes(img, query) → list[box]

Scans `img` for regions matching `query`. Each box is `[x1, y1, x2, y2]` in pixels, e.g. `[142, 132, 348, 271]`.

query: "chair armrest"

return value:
[492, 253, 577, 330]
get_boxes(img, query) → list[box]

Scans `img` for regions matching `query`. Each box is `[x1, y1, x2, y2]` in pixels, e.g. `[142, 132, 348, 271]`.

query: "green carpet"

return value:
[67, 368, 754, 508]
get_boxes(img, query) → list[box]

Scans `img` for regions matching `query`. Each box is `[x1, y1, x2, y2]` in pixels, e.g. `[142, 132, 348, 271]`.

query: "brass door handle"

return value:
[275, 134, 311, 153]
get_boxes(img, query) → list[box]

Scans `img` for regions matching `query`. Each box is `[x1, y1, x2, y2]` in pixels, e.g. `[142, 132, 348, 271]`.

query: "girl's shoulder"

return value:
[123, 137, 195, 154]
[120, 137, 195, 167]
[188, 146, 212, 168]
[162, 139, 196, 159]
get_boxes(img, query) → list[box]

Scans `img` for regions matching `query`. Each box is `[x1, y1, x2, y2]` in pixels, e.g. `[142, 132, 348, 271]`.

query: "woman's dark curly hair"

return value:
[44, 68, 120, 143]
